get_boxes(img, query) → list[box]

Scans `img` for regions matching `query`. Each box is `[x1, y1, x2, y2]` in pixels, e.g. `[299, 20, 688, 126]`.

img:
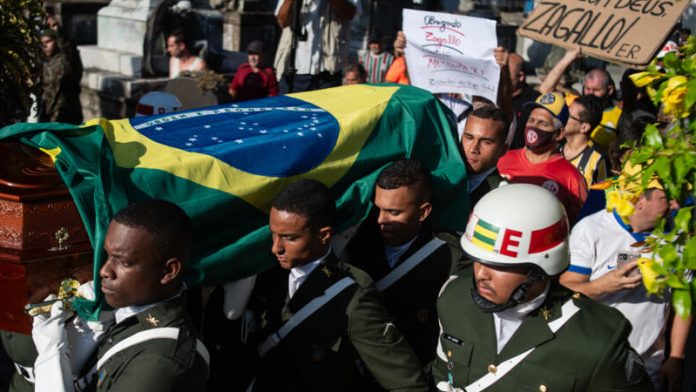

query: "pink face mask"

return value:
[524, 127, 557, 150]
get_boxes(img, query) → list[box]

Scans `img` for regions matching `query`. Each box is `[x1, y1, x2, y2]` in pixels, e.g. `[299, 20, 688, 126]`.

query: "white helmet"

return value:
[461, 183, 570, 276]
[135, 92, 183, 117]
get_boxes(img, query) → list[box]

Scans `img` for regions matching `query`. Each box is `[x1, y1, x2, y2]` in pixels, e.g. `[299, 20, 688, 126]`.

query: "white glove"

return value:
[66, 281, 115, 378]
[223, 275, 256, 321]
[32, 297, 74, 392]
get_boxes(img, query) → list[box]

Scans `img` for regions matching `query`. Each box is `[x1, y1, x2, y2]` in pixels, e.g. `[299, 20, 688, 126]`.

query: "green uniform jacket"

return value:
[346, 222, 463, 365]
[90, 294, 208, 392]
[433, 265, 654, 391]
[249, 254, 428, 392]
[1, 331, 36, 392]
[469, 169, 502, 208]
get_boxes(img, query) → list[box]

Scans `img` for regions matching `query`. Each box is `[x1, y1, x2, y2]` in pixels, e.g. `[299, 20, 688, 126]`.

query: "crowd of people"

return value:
[9, 0, 695, 391]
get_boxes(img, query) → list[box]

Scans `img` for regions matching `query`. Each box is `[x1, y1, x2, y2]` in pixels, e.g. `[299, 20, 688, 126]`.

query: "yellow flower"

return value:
[630, 72, 663, 88]
[606, 190, 636, 222]
[662, 75, 688, 118]
[637, 257, 663, 294]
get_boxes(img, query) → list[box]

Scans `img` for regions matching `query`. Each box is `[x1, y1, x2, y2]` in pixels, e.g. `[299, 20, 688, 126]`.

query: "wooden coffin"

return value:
[0, 141, 92, 334]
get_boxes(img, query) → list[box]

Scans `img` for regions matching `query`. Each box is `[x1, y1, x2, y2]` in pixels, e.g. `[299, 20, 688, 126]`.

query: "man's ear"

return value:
[318, 226, 333, 245]
[555, 127, 566, 142]
[608, 84, 615, 97]
[161, 258, 183, 285]
[580, 122, 593, 135]
[418, 202, 433, 222]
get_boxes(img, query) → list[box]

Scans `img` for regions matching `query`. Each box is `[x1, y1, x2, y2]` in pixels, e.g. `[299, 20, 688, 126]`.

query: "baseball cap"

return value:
[524, 92, 569, 125]
[247, 40, 265, 54]
[657, 40, 678, 59]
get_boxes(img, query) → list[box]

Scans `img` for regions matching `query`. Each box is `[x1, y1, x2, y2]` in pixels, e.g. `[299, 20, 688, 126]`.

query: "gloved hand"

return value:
[223, 275, 256, 321]
[32, 296, 73, 392]
[32, 295, 71, 356]
[66, 281, 115, 378]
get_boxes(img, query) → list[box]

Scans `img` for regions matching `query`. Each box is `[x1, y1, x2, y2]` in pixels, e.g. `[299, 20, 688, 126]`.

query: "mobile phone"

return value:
[617, 251, 641, 277]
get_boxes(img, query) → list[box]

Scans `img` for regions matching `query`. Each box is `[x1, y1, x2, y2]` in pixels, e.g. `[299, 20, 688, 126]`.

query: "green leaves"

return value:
[626, 40, 696, 319]
[673, 289, 692, 318]
[0, 0, 46, 126]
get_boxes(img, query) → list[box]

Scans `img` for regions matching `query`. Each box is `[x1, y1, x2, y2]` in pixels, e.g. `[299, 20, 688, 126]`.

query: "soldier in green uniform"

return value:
[1, 332, 36, 392]
[31, 200, 208, 391]
[39, 29, 83, 124]
[433, 184, 654, 392]
[246, 179, 428, 392]
[344, 159, 463, 367]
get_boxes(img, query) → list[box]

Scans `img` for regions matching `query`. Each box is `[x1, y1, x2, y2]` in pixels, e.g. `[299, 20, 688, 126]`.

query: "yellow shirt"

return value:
[591, 105, 622, 150]
[566, 143, 608, 187]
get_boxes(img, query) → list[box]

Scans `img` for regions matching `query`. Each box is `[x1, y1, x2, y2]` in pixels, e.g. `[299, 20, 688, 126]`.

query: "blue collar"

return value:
[612, 209, 648, 242]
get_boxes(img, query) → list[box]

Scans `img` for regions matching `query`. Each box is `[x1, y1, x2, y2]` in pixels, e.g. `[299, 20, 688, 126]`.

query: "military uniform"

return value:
[87, 294, 208, 392]
[346, 221, 463, 365]
[39, 51, 83, 124]
[247, 254, 428, 392]
[1, 331, 36, 392]
[469, 169, 503, 208]
[433, 265, 654, 391]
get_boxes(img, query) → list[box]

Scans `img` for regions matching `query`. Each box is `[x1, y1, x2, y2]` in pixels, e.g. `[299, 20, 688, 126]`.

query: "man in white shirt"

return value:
[561, 188, 691, 389]
[274, 0, 359, 93]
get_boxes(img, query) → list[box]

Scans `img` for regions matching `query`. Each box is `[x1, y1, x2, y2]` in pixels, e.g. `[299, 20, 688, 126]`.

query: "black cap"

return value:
[368, 33, 381, 45]
[247, 40, 265, 54]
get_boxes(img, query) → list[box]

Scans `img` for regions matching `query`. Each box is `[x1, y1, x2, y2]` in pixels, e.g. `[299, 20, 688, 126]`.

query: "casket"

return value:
[0, 141, 92, 334]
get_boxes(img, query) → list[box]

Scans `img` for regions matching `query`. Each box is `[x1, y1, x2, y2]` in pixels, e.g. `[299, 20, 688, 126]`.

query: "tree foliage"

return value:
[622, 37, 696, 318]
[0, 0, 46, 126]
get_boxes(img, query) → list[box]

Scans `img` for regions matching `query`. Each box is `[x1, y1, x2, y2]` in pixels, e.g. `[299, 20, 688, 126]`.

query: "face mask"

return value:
[524, 127, 557, 150]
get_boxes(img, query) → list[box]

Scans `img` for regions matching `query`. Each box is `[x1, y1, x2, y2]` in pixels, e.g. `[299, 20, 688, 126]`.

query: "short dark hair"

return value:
[468, 106, 509, 143]
[573, 95, 604, 130]
[376, 159, 432, 203]
[168, 29, 188, 47]
[271, 179, 336, 229]
[343, 63, 367, 81]
[113, 200, 192, 262]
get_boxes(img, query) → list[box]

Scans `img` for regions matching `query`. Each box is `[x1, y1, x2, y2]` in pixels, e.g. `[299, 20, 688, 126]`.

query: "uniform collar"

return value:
[114, 287, 185, 324]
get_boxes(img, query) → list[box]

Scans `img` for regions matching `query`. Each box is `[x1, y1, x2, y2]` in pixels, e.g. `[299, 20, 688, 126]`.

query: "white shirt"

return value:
[275, 0, 360, 75]
[492, 283, 549, 354]
[383, 237, 417, 269]
[288, 249, 330, 298]
[569, 210, 669, 359]
[114, 287, 186, 324]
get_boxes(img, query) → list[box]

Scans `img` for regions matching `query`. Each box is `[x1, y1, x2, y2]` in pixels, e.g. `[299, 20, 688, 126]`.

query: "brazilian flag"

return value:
[0, 84, 469, 319]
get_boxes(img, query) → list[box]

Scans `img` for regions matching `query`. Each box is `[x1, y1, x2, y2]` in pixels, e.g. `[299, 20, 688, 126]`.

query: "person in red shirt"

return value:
[228, 40, 279, 102]
[497, 92, 588, 223]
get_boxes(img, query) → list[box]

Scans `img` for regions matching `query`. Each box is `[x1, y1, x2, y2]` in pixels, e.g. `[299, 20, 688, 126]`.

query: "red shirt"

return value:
[497, 148, 588, 223]
[229, 63, 279, 102]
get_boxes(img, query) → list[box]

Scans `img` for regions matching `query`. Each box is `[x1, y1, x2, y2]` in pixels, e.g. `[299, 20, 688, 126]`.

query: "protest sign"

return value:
[518, 0, 690, 66]
[403, 9, 500, 103]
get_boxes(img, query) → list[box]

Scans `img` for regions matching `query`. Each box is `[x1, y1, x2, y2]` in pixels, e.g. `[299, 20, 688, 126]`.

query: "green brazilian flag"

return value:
[0, 84, 469, 319]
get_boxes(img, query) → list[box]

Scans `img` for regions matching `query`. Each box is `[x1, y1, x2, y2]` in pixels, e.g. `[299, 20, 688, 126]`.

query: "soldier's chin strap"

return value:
[471, 269, 545, 313]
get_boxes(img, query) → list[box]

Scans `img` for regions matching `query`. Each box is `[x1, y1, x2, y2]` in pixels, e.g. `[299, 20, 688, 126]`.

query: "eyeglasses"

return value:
[568, 115, 585, 123]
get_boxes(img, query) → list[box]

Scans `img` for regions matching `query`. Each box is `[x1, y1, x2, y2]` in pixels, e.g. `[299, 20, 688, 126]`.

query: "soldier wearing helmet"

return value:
[432, 184, 653, 392]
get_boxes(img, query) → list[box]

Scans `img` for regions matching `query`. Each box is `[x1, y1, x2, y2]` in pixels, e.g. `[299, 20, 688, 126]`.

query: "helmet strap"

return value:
[471, 269, 544, 313]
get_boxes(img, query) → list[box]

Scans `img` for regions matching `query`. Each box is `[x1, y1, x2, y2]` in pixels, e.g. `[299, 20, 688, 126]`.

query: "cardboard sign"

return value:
[518, 0, 690, 66]
[403, 9, 500, 102]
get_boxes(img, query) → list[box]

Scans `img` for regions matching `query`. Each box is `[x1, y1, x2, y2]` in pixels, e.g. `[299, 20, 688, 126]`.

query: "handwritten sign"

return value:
[518, 0, 690, 66]
[403, 9, 500, 103]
